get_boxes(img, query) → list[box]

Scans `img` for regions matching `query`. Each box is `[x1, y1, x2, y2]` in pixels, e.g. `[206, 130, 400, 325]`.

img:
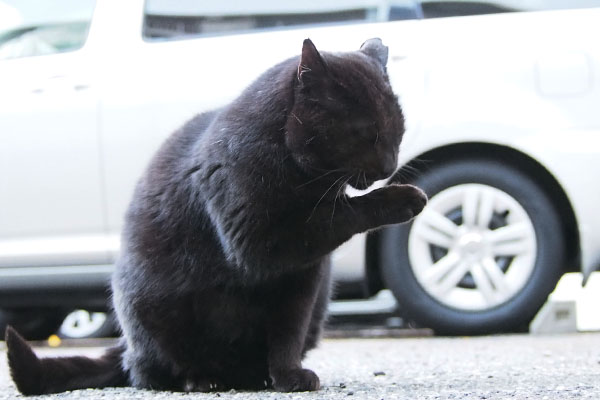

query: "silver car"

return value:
[1, 0, 599, 338]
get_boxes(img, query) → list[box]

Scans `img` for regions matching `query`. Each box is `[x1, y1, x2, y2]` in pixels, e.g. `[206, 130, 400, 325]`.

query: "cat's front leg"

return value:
[257, 184, 426, 271]
[266, 263, 326, 392]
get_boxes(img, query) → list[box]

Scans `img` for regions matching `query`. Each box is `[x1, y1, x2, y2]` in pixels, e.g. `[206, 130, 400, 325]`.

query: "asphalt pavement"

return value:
[1, 332, 599, 399]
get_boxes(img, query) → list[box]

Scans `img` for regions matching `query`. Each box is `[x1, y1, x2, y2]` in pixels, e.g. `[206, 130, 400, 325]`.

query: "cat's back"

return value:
[121, 110, 220, 253]
[149, 110, 219, 180]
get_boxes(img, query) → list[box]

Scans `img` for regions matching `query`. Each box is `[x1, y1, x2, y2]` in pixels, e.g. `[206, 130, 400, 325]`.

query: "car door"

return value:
[0, 0, 109, 269]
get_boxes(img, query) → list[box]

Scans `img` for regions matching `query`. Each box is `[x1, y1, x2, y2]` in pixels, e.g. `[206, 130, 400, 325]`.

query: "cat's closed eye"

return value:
[354, 120, 379, 145]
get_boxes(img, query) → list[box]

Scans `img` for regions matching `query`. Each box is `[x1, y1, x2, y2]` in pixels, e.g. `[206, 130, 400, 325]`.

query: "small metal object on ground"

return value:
[324, 327, 433, 339]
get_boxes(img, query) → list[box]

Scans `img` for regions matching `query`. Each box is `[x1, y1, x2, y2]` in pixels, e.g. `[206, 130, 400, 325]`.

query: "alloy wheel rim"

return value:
[408, 184, 537, 311]
[59, 310, 108, 338]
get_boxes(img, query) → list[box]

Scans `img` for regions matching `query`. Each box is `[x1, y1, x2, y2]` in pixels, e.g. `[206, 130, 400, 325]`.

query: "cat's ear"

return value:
[360, 38, 389, 67]
[298, 38, 327, 83]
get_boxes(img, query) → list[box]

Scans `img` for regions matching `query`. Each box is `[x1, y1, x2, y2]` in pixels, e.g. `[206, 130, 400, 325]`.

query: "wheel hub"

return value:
[455, 229, 488, 260]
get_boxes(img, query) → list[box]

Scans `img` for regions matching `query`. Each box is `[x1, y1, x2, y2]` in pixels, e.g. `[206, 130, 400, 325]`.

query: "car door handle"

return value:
[73, 84, 90, 91]
[390, 54, 408, 62]
[30, 75, 91, 94]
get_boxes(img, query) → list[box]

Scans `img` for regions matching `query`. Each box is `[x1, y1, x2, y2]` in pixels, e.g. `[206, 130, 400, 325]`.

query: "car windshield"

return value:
[0, 0, 96, 60]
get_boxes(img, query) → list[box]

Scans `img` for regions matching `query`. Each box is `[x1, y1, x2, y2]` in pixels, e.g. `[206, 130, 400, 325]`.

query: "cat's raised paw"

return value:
[272, 368, 320, 392]
[399, 184, 428, 217]
[365, 184, 428, 226]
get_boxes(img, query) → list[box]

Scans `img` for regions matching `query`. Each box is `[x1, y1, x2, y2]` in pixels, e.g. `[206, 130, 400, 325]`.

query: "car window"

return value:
[419, 0, 600, 19]
[143, 0, 420, 40]
[0, 0, 96, 60]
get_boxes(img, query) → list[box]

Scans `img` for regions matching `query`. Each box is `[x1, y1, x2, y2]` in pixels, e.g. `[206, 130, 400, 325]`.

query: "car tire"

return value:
[379, 158, 565, 335]
[0, 308, 68, 340]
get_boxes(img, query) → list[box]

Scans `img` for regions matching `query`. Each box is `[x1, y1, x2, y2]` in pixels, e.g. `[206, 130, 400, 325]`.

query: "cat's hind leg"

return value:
[123, 348, 185, 391]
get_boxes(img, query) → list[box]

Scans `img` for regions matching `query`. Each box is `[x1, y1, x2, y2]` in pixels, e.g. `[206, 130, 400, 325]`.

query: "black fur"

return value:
[5, 38, 426, 394]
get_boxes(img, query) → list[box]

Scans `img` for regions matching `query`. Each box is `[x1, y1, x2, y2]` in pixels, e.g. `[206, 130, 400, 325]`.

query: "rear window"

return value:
[143, 0, 420, 40]
[420, 0, 600, 19]
[0, 0, 96, 60]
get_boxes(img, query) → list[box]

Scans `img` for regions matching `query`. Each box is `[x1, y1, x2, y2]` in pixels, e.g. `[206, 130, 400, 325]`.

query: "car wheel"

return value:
[59, 310, 117, 339]
[379, 158, 565, 335]
[0, 308, 68, 340]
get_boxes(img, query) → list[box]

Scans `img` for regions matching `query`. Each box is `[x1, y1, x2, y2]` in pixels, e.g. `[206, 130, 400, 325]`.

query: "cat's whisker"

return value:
[306, 174, 348, 222]
[411, 156, 434, 166]
[393, 168, 408, 183]
[330, 174, 351, 227]
[305, 136, 318, 145]
[305, 163, 344, 173]
[330, 192, 339, 228]
[291, 112, 303, 125]
[394, 161, 430, 183]
[296, 168, 346, 189]
[341, 176, 355, 212]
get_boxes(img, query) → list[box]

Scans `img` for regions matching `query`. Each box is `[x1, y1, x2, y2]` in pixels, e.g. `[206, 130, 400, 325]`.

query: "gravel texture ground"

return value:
[1, 332, 599, 399]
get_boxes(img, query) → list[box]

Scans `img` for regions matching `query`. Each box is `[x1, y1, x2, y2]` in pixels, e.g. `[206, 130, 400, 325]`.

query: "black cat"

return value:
[5, 38, 426, 395]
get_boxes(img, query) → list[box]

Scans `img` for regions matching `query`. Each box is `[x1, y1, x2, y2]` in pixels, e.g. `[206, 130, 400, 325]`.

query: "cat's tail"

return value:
[5, 326, 128, 395]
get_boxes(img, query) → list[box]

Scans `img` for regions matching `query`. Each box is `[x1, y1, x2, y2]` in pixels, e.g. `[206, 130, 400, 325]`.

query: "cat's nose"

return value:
[369, 164, 396, 182]
[380, 153, 398, 178]
[382, 163, 396, 178]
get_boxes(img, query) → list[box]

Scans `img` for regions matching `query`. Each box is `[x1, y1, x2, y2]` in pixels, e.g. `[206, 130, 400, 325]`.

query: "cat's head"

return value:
[285, 38, 404, 190]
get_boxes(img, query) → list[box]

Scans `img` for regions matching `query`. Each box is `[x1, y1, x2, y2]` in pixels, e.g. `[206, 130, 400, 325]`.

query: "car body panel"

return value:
[0, 49, 109, 268]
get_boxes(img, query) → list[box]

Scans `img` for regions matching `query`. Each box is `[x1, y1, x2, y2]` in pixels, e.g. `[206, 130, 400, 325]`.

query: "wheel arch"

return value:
[365, 142, 580, 296]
